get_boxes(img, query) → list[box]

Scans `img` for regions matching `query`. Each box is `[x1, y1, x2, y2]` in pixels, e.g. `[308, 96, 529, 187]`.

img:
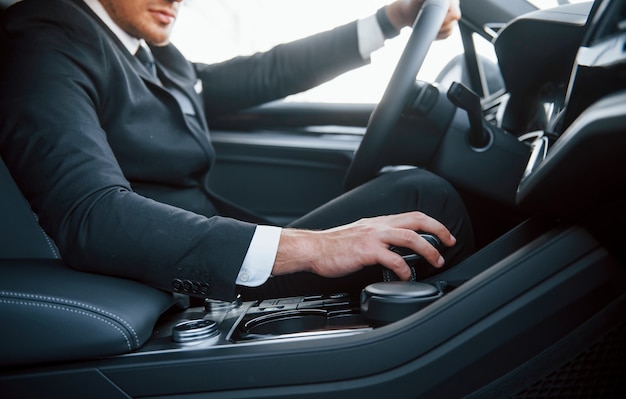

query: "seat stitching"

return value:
[31, 211, 61, 258]
[0, 299, 132, 351]
[0, 291, 140, 346]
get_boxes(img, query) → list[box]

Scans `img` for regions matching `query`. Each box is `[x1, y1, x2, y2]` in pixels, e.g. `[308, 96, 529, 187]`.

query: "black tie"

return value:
[135, 45, 157, 79]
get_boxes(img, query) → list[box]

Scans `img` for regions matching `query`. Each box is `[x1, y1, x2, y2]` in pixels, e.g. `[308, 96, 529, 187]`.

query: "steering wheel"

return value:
[343, 0, 451, 191]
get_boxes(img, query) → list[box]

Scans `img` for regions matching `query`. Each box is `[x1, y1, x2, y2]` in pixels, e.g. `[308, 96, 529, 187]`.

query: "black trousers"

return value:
[239, 168, 474, 300]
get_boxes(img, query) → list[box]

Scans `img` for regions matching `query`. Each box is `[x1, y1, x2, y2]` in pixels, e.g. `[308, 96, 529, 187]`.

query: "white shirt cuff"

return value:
[236, 225, 282, 287]
[357, 14, 386, 60]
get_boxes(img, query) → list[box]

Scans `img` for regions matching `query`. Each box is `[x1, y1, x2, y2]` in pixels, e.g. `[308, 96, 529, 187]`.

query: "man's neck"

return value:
[82, 0, 141, 54]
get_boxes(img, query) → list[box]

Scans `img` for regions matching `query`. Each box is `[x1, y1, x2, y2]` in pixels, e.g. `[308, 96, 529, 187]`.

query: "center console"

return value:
[133, 278, 465, 355]
[132, 221, 551, 355]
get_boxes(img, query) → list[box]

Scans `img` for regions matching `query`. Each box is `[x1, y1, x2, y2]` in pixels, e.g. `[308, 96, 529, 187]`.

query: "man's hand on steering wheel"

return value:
[386, 0, 461, 39]
[344, 0, 456, 191]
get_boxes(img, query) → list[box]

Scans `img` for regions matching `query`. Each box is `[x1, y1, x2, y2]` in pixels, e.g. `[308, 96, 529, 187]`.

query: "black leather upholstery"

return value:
[0, 158, 174, 366]
[0, 158, 60, 259]
[0, 259, 174, 366]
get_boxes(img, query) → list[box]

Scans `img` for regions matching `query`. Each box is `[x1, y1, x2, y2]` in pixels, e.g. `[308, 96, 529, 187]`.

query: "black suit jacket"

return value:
[0, 0, 367, 300]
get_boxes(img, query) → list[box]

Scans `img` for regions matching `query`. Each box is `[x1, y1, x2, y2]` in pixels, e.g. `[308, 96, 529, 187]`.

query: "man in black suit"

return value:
[0, 0, 472, 301]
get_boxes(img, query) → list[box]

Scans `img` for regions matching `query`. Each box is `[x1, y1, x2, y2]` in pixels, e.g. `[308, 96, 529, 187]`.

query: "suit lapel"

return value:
[66, 0, 214, 157]
[150, 44, 209, 133]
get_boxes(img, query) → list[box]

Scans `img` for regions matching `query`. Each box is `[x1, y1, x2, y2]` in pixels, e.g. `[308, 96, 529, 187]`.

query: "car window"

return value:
[171, 0, 591, 104]
[526, 0, 591, 9]
[171, 0, 464, 103]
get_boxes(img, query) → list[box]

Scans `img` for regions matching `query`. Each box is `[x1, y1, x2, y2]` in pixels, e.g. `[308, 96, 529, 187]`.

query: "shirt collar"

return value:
[83, 0, 142, 54]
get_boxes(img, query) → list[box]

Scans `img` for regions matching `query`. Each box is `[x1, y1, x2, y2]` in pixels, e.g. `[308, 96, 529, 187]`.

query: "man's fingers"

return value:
[435, 1, 461, 40]
[377, 250, 413, 280]
[389, 230, 446, 268]
[390, 211, 456, 248]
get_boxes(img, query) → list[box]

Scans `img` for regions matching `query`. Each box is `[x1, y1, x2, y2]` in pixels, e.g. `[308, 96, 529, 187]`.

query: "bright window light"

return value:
[171, 0, 464, 103]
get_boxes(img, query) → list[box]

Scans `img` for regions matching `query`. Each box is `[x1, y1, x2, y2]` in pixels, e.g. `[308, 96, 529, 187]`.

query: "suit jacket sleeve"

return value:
[196, 21, 368, 116]
[0, 0, 256, 301]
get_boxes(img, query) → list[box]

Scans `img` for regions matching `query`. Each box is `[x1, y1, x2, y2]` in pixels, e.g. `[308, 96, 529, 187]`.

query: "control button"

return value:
[205, 298, 239, 312]
[276, 297, 304, 304]
[297, 300, 325, 309]
[172, 319, 219, 343]
[323, 299, 351, 307]
[259, 299, 280, 307]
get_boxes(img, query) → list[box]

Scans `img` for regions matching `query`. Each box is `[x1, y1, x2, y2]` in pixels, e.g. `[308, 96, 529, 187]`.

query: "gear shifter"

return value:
[364, 234, 446, 325]
[447, 81, 491, 149]
[382, 233, 441, 282]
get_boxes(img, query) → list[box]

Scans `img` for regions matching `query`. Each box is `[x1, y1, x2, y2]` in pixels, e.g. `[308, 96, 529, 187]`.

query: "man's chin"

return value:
[140, 24, 174, 46]
[151, 39, 171, 47]
[145, 32, 172, 46]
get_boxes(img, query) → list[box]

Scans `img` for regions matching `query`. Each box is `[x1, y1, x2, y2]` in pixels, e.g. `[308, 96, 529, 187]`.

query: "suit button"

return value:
[191, 281, 201, 294]
[200, 283, 211, 295]
[172, 279, 184, 292]
[183, 280, 193, 292]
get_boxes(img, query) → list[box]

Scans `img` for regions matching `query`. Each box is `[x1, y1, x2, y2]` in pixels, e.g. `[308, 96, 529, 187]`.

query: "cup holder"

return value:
[237, 309, 368, 340]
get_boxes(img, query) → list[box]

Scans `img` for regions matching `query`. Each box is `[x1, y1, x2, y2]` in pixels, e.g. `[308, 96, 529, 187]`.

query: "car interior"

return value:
[1, 0, 625, 398]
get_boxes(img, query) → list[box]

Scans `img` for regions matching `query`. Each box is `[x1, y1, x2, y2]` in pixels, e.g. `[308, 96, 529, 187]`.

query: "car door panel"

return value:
[208, 102, 372, 224]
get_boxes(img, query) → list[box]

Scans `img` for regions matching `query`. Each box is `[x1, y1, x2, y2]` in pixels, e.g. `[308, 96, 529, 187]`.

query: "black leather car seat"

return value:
[0, 158, 61, 259]
[0, 157, 173, 366]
